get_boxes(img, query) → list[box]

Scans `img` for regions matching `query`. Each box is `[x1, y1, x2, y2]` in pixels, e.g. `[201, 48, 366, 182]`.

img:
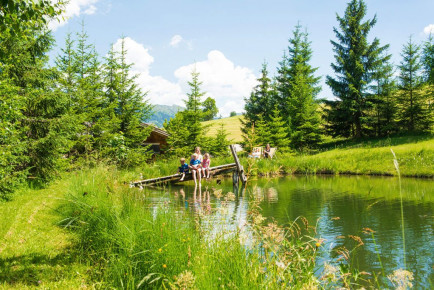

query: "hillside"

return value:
[202, 115, 245, 143]
[146, 104, 184, 128]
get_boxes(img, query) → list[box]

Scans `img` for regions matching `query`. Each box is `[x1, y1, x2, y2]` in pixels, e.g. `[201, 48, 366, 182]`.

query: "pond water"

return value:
[144, 175, 434, 288]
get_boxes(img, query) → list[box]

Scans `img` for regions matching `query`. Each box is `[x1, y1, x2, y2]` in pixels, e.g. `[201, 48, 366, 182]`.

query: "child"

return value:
[178, 158, 189, 181]
[189, 153, 202, 184]
[201, 153, 211, 179]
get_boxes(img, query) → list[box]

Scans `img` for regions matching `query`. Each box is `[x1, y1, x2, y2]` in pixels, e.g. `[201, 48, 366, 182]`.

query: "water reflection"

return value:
[144, 176, 434, 288]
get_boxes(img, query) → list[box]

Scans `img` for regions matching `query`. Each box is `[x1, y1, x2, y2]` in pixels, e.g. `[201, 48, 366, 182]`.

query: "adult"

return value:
[195, 147, 203, 162]
[264, 144, 271, 159]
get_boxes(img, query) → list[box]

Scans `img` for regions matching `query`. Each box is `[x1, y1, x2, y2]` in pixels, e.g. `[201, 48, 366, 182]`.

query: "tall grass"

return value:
[58, 165, 371, 288]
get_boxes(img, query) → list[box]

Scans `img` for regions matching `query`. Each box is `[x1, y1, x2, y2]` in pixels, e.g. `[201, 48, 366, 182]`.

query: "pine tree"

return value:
[268, 106, 290, 150]
[326, 0, 390, 138]
[422, 34, 434, 120]
[244, 62, 274, 125]
[183, 69, 206, 150]
[369, 55, 398, 136]
[285, 25, 322, 149]
[102, 38, 153, 165]
[211, 124, 230, 156]
[397, 37, 431, 131]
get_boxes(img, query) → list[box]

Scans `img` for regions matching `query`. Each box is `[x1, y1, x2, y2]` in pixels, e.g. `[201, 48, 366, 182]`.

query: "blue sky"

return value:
[49, 0, 434, 116]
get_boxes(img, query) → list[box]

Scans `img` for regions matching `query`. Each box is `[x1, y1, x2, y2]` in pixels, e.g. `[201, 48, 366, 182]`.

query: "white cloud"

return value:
[113, 37, 185, 106]
[48, 0, 99, 31]
[113, 37, 154, 74]
[174, 50, 258, 116]
[111, 38, 257, 117]
[170, 35, 183, 47]
[424, 24, 434, 35]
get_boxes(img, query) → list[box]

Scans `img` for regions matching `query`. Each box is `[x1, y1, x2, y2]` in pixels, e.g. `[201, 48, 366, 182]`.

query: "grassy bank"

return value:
[1, 166, 376, 288]
[243, 136, 434, 178]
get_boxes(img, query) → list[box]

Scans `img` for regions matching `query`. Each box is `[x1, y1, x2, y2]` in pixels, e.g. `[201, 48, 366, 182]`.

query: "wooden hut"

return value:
[142, 123, 170, 154]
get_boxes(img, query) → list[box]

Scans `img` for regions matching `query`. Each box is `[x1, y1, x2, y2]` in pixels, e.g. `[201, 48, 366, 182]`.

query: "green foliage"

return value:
[230, 111, 237, 117]
[165, 70, 228, 157]
[397, 37, 432, 132]
[284, 25, 322, 149]
[0, 76, 27, 199]
[243, 62, 275, 129]
[201, 96, 219, 121]
[209, 124, 230, 156]
[369, 54, 399, 136]
[326, 0, 390, 138]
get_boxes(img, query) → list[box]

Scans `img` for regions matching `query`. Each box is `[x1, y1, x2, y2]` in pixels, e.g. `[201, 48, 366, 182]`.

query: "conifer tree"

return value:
[103, 39, 153, 165]
[211, 124, 230, 156]
[183, 69, 206, 150]
[422, 34, 434, 119]
[370, 55, 398, 136]
[397, 37, 431, 131]
[285, 25, 322, 149]
[267, 106, 290, 150]
[326, 0, 390, 137]
[242, 62, 275, 146]
[244, 62, 274, 125]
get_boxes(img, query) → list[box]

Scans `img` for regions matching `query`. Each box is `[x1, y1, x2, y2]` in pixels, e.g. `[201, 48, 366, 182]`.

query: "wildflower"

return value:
[158, 248, 163, 253]
[173, 270, 196, 289]
[388, 269, 414, 290]
[163, 264, 167, 269]
[226, 192, 236, 201]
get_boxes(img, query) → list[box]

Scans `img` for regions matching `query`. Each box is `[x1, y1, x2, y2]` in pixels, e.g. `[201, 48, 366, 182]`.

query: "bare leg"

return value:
[206, 168, 210, 178]
[202, 168, 206, 178]
[192, 170, 197, 185]
[198, 169, 201, 183]
[180, 172, 185, 181]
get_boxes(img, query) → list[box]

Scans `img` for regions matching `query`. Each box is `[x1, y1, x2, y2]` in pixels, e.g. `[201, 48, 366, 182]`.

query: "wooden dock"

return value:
[131, 163, 237, 187]
[131, 144, 246, 188]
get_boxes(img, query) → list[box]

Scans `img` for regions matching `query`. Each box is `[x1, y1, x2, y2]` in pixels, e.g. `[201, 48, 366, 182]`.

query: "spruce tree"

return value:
[422, 34, 434, 120]
[370, 55, 398, 136]
[397, 37, 431, 131]
[267, 106, 290, 150]
[242, 62, 275, 145]
[211, 124, 230, 156]
[326, 0, 390, 137]
[103, 39, 153, 165]
[244, 62, 274, 125]
[285, 25, 322, 149]
[183, 69, 206, 150]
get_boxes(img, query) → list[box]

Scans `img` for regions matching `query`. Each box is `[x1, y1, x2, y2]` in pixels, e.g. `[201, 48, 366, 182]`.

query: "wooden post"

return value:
[229, 144, 247, 184]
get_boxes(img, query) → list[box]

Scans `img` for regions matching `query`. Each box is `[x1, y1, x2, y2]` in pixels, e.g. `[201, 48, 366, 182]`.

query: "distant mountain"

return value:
[146, 104, 184, 128]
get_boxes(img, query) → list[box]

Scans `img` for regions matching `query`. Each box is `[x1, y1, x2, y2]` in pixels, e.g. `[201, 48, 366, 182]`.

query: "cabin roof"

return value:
[142, 123, 170, 138]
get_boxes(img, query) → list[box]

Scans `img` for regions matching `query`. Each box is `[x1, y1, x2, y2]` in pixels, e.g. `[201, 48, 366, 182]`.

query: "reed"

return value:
[57, 165, 369, 288]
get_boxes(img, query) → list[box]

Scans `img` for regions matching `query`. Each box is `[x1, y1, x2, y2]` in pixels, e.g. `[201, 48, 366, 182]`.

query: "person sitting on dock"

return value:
[189, 153, 202, 184]
[178, 158, 189, 181]
[201, 153, 211, 179]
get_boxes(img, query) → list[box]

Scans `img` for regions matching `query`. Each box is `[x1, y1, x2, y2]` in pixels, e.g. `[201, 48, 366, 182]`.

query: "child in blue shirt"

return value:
[189, 153, 202, 184]
[178, 158, 189, 181]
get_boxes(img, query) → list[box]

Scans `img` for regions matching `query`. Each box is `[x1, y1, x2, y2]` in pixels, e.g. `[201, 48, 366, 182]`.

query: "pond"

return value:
[144, 175, 434, 288]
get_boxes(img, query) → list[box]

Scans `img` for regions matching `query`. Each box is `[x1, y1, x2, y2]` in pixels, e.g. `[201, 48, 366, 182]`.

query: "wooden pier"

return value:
[131, 145, 246, 188]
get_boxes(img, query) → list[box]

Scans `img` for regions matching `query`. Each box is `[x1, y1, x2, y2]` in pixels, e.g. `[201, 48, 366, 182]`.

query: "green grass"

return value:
[242, 136, 434, 178]
[202, 115, 244, 143]
[0, 180, 89, 289]
[1, 165, 369, 288]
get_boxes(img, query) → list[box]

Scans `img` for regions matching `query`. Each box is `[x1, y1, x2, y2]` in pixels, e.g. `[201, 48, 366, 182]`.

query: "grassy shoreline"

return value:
[240, 136, 434, 179]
